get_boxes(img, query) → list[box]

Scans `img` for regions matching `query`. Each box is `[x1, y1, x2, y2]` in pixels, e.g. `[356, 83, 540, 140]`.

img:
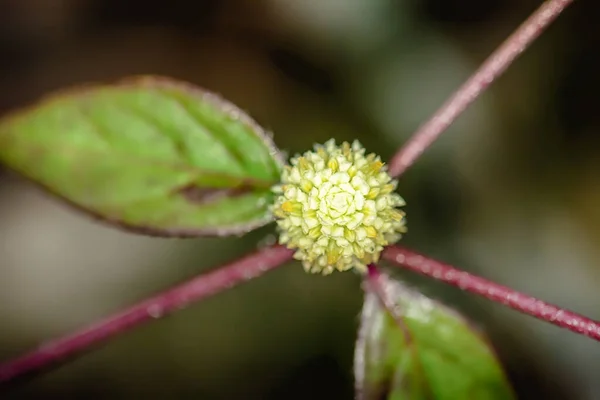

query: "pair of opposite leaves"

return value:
[0, 76, 515, 399]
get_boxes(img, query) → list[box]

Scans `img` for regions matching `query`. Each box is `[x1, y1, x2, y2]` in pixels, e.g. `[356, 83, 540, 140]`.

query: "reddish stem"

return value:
[366, 264, 397, 314]
[0, 0, 581, 388]
[0, 245, 294, 385]
[366, 264, 413, 344]
[382, 246, 600, 342]
[387, 0, 574, 178]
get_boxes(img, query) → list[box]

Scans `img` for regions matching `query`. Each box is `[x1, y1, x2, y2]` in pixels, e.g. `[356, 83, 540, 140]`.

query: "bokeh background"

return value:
[0, 0, 598, 398]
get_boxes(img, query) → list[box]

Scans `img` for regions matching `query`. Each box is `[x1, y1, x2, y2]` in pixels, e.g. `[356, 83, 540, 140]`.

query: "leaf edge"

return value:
[0, 75, 285, 237]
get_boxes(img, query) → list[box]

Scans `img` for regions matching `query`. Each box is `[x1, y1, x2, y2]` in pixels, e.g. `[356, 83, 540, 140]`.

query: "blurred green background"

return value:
[0, 0, 598, 398]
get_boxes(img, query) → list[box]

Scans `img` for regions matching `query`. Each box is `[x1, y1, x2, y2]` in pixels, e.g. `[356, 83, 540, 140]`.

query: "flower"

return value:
[272, 139, 406, 274]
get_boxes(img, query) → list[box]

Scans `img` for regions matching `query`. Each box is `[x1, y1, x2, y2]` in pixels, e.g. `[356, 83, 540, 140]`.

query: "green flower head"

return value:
[272, 139, 406, 275]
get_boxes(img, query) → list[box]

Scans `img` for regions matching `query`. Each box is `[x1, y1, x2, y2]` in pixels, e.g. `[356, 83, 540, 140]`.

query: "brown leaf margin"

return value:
[0, 76, 286, 237]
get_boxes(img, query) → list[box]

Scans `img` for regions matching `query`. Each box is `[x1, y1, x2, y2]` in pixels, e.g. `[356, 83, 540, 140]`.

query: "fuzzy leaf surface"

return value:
[0, 76, 283, 236]
[355, 274, 515, 400]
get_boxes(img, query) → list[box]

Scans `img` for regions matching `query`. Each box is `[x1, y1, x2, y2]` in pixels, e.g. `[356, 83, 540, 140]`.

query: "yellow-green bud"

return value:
[272, 139, 406, 275]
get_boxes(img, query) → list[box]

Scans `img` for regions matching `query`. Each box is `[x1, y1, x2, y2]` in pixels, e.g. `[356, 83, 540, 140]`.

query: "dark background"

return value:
[0, 0, 599, 398]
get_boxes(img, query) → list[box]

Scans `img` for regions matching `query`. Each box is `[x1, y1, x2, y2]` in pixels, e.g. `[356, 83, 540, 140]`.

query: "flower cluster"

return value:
[272, 139, 406, 274]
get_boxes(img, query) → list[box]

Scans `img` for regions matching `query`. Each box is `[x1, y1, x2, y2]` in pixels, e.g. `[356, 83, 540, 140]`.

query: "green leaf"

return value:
[0, 76, 284, 236]
[355, 273, 515, 400]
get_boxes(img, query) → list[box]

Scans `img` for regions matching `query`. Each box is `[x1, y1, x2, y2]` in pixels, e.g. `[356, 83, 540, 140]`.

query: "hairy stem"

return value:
[366, 264, 413, 344]
[388, 0, 574, 177]
[382, 246, 600, 342]
[0, 0, 580, 387]
[0, 245, 294, 385]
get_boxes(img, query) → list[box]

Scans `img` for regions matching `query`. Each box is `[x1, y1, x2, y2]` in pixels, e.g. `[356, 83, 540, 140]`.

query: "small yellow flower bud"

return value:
[271, 139, 406, 274]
